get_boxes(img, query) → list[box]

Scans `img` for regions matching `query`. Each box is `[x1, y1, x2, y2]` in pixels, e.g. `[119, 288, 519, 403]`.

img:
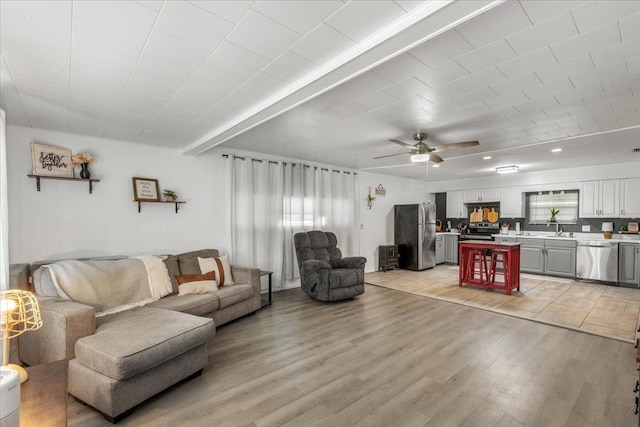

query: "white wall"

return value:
[358, 172, 431, 272]
[428, 161, 640, 193]
[7, 126, 430, 278]
[7, 126, 228, 263]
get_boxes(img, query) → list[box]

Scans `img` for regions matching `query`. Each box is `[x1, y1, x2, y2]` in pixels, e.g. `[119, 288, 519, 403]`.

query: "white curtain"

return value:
[225, 155, 285, 284]
[225, 155, 358, 287]
[0, 109, 8, 291]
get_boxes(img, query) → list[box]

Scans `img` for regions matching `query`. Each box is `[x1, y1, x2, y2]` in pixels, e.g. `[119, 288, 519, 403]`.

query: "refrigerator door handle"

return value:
[421, 203, 426, 225]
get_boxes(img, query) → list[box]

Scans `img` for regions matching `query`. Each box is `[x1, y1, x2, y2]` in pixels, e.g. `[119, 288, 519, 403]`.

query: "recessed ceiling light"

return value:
[432, 164, 440, 168]
[496, 165, 519, 174]
[410, 153, 429, 163]
[482, 156, 492, 160]
[551, 148, 562, 152]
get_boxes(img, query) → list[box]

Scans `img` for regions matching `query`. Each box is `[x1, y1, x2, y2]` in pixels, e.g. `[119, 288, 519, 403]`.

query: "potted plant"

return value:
[548, 208, 560, 223]
[366, 193, 376, 210]
[162, 189, 177, 202]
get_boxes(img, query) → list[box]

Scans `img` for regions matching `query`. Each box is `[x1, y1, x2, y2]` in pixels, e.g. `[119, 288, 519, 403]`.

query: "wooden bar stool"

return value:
[489, 249, 510, 285]
[465, 249, 489, 285]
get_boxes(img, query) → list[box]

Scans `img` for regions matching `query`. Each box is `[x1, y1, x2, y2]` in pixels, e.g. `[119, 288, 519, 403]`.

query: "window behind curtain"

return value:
[527, 191, 578, 224]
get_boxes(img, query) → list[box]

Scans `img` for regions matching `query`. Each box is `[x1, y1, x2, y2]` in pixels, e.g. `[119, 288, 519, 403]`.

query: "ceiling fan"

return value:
[374, 133, 479, 163]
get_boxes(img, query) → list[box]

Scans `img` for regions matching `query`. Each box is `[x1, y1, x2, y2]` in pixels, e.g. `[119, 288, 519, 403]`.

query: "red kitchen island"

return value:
[459, 240, 521, 295]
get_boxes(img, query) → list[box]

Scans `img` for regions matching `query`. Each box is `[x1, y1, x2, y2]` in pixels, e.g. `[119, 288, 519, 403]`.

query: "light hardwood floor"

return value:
[68, 285, 637, 426]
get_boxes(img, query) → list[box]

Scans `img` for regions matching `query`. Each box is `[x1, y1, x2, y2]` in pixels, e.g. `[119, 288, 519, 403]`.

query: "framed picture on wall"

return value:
[31, 142, 73, 177]
[132, 177, 160, 201]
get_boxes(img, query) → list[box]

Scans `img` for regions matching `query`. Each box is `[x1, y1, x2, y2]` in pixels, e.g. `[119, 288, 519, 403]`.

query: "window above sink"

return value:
[526, 190, 578, 225]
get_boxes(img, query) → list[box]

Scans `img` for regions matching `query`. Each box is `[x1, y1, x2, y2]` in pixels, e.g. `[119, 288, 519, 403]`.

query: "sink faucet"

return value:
[547, 220, 563, 236]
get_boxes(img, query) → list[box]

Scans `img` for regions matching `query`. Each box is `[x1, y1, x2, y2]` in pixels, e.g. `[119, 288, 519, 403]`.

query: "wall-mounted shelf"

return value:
[28, 174, 100, 194]
[136, 200, 186, 213]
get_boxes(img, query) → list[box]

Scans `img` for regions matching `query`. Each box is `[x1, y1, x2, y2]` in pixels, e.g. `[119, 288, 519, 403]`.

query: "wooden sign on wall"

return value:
[31, 142, 73, 177]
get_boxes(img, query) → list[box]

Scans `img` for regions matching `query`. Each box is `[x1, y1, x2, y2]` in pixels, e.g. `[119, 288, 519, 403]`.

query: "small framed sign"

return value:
[31, 142, 73, 177]
[132, 177, 160, 201]
[375, 184, 386, 196]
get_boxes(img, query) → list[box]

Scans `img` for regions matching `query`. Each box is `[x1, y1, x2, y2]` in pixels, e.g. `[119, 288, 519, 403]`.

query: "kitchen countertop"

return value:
[436, 231, 460, 235]
[495, 232, 640, 242]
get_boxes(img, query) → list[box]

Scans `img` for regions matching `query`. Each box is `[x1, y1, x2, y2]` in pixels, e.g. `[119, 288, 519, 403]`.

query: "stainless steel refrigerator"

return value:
[394, 203, 436, 271]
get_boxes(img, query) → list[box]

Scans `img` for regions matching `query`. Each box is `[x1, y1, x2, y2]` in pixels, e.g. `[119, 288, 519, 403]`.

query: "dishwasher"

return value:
[576, 240, 619, 283]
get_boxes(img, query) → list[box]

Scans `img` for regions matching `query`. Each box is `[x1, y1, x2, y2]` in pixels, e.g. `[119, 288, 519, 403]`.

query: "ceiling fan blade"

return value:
[429, 153, 444, 163]
[430, 140, 479, 152]
[389, 139, 413, 148]
[373, 152, 411, 159]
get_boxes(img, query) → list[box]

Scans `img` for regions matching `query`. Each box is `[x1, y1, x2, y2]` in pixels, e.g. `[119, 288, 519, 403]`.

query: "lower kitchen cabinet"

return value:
[518, 238, 545, 274]
[444, 234, 458, 264]
[619, 243, 640, 287]
[517, 238, 576, 278]
[435, 235, 445, 265]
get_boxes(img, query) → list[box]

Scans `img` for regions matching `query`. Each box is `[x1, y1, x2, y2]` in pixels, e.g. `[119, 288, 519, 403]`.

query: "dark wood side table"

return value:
[22, 359, 69, 427]
[260, 270, 273, 307]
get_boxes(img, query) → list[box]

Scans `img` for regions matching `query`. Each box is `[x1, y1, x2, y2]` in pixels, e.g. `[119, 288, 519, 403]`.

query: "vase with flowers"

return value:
[71, 152, 95, 179]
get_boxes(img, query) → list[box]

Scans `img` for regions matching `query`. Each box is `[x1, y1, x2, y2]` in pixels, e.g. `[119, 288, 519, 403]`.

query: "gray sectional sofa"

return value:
[17, 249, 261, 422]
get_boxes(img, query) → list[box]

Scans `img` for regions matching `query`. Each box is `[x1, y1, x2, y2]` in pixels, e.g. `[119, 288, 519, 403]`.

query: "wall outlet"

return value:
[582, 225, 590, 232]
[360, 224, 364, 230]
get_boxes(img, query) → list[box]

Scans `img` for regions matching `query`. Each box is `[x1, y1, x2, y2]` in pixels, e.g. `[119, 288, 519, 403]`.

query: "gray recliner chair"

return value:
[294, 231, 366, 301]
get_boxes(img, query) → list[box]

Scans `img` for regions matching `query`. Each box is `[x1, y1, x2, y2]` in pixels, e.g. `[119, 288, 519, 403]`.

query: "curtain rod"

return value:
[222, 154, 357, 175]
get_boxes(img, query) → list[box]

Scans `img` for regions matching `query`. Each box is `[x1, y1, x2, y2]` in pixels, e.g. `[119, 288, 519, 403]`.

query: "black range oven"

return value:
[459, 222, 500, 241]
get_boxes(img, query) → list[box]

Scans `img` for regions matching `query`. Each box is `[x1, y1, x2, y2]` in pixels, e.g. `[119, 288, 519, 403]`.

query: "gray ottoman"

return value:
[68, 307, 215, 422]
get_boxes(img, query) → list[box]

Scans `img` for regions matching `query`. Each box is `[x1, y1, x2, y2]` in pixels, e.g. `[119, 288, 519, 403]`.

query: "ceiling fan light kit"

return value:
[496, 165, 519, 174]
[375, 133, 479, 164]
[410, 153, 429, 163]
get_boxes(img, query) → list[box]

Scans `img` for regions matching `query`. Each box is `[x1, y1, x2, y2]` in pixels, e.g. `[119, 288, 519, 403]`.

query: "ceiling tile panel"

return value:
[124, 74, 185, 100]
[415, 61, 469, 88]
[453, 67, 506, 92]
[490, 72, 541, 96]
[518, 1, 586, 25]
[134, 1, 162, 12]
[1, 40, 70, 74]
[154, 1, 234, 51]
[409, 30, 474, 68]
[483, 92, 531, 110]
[176, 63, 248, 102]
[456, 1, 532, 48]
[262, 51, 318, 83]
[496, 47, 557, 79]
[455, 40, 517, 73]
[131, 30, 212, 86]
[206, 41, 271, 78]
[73, 0, 157, 41]
[534, 55, 594, 84]
[571, 1, 640, 33]
[619, 13, 640, 41]
[325, 1, 406, 42]
[591, 37, 640, 69]
[375, 54, 430, 83]
[421, 81, 466, 103]
[252, 1, 343, 35]
[289, 23, 356, 64]
[549, 22, 621, 63]
[227, 10, 302, 60]
[190, 1, 255, 25]
[523, 77, 574, 100]
[344, 71, 393, 96]
[71, 20, 145, 81]
[506, 12, 578, 55]
[453, 87, 499, 106]
[0, 0, 71, 53]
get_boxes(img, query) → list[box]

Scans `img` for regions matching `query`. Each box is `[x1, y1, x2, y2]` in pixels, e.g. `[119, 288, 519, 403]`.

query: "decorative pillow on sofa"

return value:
[198, 255, 235, 287]
[176, 271, 218, 296]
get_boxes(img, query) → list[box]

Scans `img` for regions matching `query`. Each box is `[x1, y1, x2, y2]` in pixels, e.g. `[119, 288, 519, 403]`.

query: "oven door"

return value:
[459, 234, 494, 241]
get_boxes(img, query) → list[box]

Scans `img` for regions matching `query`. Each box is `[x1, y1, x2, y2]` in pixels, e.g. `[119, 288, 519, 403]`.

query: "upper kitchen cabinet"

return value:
[446, 190, 465, 218]
[500, 186, 523, 218]
[620, 178, 640, 218]
[579, 180, 620, 218]
[463, 188, 501, 203]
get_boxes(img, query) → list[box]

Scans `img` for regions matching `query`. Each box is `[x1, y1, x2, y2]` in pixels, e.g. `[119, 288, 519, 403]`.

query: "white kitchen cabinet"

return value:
[500, 186, 523, 218]
[463, 188, 501, 203]
[446, 190, 465, 218]
[579, 180, 619, 218]
[435, 235, 445, 264]
[620, 178, 640, 218]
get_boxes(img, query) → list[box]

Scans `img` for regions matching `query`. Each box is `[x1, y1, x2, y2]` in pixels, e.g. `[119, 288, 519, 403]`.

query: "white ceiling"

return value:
[1, 0, 639, 182]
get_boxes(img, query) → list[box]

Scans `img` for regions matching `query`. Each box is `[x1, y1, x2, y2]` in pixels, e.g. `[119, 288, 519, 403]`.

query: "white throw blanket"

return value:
[44, 256, 173, 317]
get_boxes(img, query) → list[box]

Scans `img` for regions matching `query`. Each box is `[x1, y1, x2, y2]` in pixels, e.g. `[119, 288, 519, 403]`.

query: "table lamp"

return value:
[602, 222, 613, 239]
[1, 290, 42, 383]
